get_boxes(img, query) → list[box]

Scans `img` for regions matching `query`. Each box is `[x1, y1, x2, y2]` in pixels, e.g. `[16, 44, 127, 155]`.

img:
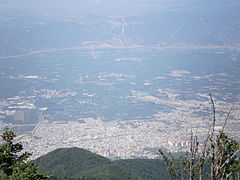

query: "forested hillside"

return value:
[34, 147, 171, 180]
[116, 159, 171, 180]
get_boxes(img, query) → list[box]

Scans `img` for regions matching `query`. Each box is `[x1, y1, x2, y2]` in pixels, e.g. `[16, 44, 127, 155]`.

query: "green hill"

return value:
[34, 147, 214, 180]
[75, 163, 140, 180]
[34, 147, 142, 180]
[34, 147, 172, 180]
[116, 159, 171, 180]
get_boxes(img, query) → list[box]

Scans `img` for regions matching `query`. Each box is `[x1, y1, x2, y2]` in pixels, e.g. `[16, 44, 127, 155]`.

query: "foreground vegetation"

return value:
[34, 147, 171, 180]
[0, 127, 50, 179]
[159, 95, 240, 179]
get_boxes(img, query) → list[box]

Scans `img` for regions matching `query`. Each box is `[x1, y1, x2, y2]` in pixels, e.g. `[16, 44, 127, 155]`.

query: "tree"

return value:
[0, 127, 50, 179]
[159, 94, 240, 180]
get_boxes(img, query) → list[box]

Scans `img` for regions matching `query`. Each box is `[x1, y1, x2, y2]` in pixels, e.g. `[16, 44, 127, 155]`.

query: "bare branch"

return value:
[221, 104, 234, 133]
[209, 93, 216, 138]
[220, 149, 240, 169]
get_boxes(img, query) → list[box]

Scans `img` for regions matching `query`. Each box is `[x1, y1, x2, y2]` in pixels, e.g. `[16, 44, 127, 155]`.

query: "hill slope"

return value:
[116, 159, 171, 180]
[34, 147, 142, 180]
[34, 147, 171, 180]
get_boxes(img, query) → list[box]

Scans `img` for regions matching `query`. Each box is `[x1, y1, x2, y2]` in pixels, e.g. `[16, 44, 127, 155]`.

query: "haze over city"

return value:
[0, 0, 240, 159]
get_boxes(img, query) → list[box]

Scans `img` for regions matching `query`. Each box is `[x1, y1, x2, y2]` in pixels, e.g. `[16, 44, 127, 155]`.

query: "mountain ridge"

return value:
[34, 147, 171, 180]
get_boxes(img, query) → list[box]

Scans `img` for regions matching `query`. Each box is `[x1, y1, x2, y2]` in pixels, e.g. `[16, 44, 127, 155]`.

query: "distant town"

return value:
[0, 83, 239, 159]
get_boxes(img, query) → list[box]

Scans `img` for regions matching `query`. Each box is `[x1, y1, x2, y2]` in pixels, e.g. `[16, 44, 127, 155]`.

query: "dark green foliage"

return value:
[76, 163, 140, 180]
[0, 127, 50, 179]
[34, 147, 141, 180]
[9, 162, 51, 180]
[214, 132, 240, 179]
[34, 147, 111, 177]
[116, 159, 171, 180]
[0, 170, 8, 180]
[158, 150, 180, 179]
[0, 127, 31, 176]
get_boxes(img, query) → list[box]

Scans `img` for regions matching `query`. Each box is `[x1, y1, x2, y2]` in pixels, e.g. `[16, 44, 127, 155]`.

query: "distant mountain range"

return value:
[0, 0, 240, 57]
[34, 147, 171, 180]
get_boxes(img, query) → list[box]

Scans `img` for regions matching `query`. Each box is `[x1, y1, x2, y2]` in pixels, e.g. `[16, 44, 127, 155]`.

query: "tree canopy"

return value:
[0, 127, 50, 180]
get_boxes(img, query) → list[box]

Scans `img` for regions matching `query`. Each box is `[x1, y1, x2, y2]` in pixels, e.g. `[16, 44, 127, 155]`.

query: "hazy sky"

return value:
[0, 0, 239, 15]
[0, 0, 159, 15]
